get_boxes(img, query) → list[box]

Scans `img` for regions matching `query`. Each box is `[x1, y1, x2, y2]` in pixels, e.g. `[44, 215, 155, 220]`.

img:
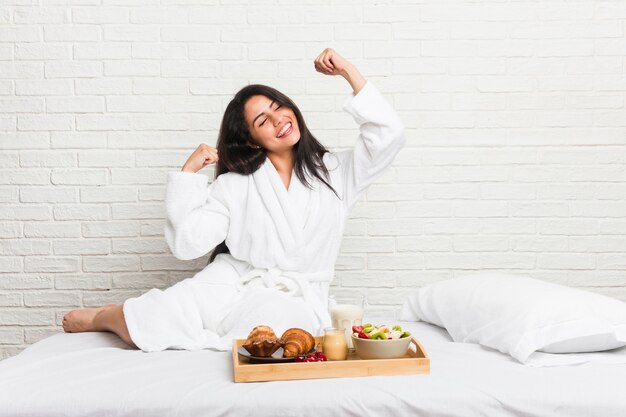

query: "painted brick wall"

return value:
[2, 1, 626, 359]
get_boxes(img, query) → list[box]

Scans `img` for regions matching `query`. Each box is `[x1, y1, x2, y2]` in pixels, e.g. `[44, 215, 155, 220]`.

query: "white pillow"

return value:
[400, 273, 626, 366]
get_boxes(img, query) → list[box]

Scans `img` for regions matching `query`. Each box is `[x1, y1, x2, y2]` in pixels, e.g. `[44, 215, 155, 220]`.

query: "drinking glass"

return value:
[328, 294, 364, 349]
[322, 327, 348, 361]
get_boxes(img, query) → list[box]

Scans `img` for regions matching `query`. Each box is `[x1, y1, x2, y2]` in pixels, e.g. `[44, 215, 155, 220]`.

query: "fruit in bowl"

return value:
[351, 324, 412, 359]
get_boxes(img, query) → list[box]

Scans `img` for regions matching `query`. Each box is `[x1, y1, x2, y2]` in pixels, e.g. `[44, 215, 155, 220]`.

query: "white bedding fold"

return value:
[1, 320, 625, 417]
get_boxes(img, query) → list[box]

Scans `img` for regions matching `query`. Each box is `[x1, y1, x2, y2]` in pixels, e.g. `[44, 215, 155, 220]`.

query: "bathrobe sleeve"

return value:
[164, 171, 230, 260]
[339, 80, 406, 209]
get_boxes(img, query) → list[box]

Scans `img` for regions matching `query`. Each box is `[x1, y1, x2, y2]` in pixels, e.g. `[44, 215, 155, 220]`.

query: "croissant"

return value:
[281, 328, 315, 357]
[242, 325, 282, 357]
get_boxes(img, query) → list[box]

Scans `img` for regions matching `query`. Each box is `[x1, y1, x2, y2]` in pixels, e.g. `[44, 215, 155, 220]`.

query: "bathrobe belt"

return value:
[237, 267, 334, 326]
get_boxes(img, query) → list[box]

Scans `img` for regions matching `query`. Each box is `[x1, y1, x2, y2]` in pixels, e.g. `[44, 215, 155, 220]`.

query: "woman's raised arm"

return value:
[315, 48, 406, 209]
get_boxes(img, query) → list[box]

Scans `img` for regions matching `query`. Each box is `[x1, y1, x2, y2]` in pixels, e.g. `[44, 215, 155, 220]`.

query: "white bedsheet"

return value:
[0, 320, 624, 417]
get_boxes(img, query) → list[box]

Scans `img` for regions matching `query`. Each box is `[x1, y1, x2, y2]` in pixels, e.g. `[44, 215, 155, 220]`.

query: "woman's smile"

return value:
[277, 122, 293, 139]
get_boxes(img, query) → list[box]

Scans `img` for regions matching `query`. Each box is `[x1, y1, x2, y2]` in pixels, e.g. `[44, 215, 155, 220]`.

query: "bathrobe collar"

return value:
[252, 157, 320, 259]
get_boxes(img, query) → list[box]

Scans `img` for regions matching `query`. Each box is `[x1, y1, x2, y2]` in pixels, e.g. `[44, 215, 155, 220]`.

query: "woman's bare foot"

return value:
[62, 304, 118, 333]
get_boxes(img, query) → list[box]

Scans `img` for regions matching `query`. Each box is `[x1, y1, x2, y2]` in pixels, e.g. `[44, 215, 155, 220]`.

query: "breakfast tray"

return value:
[232, 336, 430, 383]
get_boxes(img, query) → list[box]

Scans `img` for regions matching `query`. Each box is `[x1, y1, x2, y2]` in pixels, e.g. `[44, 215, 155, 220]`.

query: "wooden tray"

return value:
[232, 336, 430, 383]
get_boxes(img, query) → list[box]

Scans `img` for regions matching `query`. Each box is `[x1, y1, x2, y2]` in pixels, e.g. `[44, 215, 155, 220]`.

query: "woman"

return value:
[62, 48, 406, 352]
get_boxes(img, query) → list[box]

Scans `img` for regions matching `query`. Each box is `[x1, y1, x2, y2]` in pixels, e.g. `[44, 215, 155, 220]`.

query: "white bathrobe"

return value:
[123, 80, 406, 352]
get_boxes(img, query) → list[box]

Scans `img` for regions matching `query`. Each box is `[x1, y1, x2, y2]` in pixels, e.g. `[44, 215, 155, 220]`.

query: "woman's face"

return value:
[244, 95, 301, 154]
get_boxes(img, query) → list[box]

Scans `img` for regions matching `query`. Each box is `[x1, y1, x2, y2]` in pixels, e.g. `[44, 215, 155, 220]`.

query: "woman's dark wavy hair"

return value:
[208, 84, 339, 263]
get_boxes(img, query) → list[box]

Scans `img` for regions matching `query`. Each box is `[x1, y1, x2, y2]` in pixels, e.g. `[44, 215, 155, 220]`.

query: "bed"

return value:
[1, 319, 624, 417]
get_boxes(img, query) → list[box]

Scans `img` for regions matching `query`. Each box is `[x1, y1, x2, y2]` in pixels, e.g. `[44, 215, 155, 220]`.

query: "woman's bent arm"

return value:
[164, 171, 230, 260]
[314, 48, 406, 209]
[339, 80, 406, 209]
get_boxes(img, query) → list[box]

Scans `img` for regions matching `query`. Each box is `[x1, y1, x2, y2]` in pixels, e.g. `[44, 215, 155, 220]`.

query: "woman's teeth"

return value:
[277, 123, 292, 138]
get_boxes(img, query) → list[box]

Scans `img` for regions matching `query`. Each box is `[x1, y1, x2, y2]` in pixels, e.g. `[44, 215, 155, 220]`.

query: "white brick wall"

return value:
[1, 1, 626, 359]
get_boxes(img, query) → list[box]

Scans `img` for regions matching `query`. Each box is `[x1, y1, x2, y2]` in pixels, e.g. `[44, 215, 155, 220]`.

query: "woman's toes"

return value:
[62, 315, 71, 332]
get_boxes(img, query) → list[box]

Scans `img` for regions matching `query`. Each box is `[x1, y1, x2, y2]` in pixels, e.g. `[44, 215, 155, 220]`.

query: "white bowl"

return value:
[351, 334, 412, 359]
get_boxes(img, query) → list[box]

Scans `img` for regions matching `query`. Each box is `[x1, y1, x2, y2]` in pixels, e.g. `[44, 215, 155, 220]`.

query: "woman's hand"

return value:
[181, 144, 219, 173]
[314, 48, 352, 77]
[314, 48, 367, 95]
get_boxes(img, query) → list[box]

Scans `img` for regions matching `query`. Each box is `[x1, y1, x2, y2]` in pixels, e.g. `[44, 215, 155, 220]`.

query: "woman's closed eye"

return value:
[259, 105, 281, 126]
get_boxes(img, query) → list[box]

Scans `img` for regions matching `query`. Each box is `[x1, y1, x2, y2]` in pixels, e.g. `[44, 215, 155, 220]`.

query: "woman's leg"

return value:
[63, 258, 240, 352]
[63, 304, 137, 349]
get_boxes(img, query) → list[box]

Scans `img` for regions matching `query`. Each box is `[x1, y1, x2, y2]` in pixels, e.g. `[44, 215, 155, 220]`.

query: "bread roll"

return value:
[281, 328, 315, 357]
[242, 325, 282, 357]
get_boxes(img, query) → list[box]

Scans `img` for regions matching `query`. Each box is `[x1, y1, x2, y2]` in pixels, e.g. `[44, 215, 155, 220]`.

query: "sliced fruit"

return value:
[352, 325, 364, 333]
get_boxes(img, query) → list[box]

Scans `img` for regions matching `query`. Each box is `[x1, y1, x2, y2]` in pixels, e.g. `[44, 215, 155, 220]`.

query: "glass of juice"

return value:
[322, 327, 348, 361]
[328, 294, 364, 349]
